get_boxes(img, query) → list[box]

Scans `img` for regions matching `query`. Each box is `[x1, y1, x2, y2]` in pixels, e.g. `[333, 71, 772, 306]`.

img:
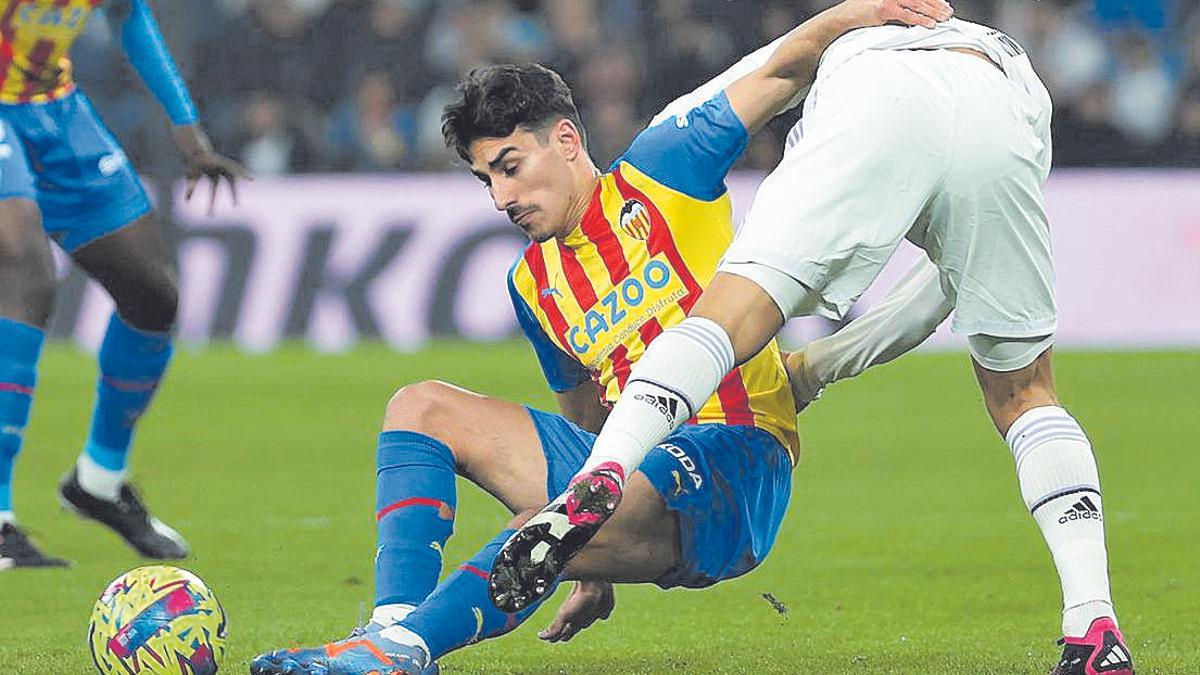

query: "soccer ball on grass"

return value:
[88, 565, 227, 674]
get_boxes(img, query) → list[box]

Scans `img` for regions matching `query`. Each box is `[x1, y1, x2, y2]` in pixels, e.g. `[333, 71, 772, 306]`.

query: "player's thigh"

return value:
[721, 51, 952, 321]
[0, 121, 54, 323]
[571, 424, 793, 588]
[384, 381, 551, 513]
[0, 197, 56, 325]
[565, 473, 680, 583]
[14, 91, 153, 255]
[70, 213, 178, 331]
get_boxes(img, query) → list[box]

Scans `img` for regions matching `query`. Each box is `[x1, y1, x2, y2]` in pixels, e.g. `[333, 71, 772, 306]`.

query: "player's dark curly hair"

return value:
[442, 63, 586, 162]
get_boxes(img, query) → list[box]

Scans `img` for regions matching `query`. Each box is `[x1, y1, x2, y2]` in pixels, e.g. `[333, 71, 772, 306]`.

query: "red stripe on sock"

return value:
[460, 564, 489, 580]
[375, 497, 452, 521]
[101, 376, 160, 393]
[0, 382, 33, 396]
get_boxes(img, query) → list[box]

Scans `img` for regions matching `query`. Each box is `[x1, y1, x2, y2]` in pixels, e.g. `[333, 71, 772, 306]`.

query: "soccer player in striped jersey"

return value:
[249, 2, 948, 674]
[498, 3, 1135, 675]
[0, 0, 246, 568]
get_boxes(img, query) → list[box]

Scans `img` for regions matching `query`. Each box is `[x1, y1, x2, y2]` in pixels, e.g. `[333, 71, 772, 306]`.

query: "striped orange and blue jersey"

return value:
[508, 92, 800, 462]
[0, 0, 103, 104]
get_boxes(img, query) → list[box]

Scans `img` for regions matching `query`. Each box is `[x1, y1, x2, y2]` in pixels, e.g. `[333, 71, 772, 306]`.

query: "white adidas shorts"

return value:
[721, 48, 1057, 341]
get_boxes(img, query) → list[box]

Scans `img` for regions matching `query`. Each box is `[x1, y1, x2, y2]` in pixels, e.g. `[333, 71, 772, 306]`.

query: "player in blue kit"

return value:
[0, 0, 247, 568]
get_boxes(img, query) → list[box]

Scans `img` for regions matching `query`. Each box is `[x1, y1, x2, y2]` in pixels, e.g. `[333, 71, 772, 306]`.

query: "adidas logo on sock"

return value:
[1059, 495, 1102, 524]
[633, 393, 680, 425]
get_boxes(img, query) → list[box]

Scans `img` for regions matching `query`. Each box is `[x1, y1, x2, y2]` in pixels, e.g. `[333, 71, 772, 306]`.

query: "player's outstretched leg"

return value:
[0, 196, 67, 569]
[250, 528, 556, 675]
[973, 345, 1132, 675]
[57, 313, 186, 558]
[369, 428, 457, 629]
[0, 319, 68, 569]
[491, 279, 776, 610]
[57, 215, 187, 559]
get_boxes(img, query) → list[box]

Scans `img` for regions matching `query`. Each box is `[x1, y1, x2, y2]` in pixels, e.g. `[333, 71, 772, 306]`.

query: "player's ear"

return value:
[554, 119, 584, 161]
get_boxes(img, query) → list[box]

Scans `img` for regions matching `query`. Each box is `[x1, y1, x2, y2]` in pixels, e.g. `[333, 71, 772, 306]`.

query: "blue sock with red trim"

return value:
[374, 430, 457, 614]
[78, 314, 172, 499]
[0, 318, 43, 517]
[393, 528, 560, 661]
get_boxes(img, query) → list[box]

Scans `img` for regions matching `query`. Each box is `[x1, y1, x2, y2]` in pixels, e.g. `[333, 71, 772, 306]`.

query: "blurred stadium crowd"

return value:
[76, 0, 1200, 175]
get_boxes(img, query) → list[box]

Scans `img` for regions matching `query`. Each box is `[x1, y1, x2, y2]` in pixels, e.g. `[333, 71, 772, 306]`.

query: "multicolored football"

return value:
[88, 565, 227, 674]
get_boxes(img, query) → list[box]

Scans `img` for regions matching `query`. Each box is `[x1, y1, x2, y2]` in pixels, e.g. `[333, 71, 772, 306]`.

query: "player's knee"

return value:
[115, 270, 179, 333]
[383, 380, 457, 438]
[0, 201, 48, 267]
[972, 343, 1058, 433]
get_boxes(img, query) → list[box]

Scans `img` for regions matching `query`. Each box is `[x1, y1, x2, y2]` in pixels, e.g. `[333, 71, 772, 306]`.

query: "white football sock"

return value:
[1007, 406, 1115, 637]
[76, 454, 125, 502]
[0, 510, 15, 527]
[370, 603, 416, 627]
[581, 317, 735, 479]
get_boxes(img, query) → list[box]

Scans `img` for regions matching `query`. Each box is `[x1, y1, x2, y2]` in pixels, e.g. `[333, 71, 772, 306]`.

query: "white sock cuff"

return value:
[371, 603, 416, 626]
[1009, 412, 1100, 513]
[671, 317, 735, 374]
[1006, 406, 1089, 469]
[76, 454, 126, 502]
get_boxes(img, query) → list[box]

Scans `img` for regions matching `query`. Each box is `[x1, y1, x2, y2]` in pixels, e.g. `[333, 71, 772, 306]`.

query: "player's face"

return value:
[468, 126, 579, 243]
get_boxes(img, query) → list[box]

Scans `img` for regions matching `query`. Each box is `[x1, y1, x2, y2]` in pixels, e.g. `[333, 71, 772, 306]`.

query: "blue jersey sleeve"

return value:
[613, 91, 748, 201]
[109, 0, 199, 125]
[508, 266, 591, 393]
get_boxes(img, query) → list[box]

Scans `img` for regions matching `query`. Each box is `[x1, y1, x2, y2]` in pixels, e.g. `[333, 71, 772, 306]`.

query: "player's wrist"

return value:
[828, 1, 878, 31]
[171, 123, 213, 159]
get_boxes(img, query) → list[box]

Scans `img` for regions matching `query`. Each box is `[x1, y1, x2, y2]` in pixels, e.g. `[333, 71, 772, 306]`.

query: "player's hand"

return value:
[843, 0, 954, 29]
[172, 124, 252, 215]
[538, 581, 614, 643]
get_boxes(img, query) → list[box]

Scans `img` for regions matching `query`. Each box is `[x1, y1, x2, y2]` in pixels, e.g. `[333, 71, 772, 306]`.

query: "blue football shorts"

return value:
[526, 407, 793, 589]
[0, 89, 151, 252]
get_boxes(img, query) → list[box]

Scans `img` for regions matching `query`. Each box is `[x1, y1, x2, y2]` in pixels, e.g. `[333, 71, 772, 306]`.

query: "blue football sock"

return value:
[82, 314, 173, 473]
[0, 318, 43, 513]
[399, 529, 560, 660]
[375, 430, 457, 609]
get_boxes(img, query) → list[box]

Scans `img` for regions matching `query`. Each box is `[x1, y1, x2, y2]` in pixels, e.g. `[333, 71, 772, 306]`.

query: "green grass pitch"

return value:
[0, 344, 1196, 674]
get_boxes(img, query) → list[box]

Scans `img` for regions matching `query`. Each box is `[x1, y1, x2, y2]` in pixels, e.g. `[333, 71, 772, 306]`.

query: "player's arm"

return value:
[725, 0, 953, 133]
[787, 255, 954, 410]
[620, 0, 951, 202]
[107, 0, 249, 210]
